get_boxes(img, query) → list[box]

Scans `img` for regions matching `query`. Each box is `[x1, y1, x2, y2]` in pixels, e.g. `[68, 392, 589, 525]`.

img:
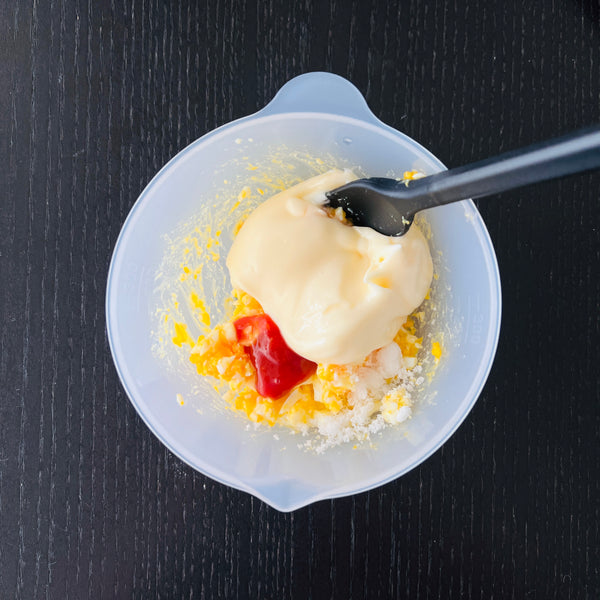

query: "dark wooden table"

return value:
[2, 0, 599, 598]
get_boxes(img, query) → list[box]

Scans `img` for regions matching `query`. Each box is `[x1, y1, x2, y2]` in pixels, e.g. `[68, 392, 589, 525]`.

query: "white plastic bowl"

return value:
[106, 72, 501, 511]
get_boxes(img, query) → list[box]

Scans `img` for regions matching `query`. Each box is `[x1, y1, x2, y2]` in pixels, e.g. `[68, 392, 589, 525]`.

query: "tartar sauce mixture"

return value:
[170, 169, 440, 451]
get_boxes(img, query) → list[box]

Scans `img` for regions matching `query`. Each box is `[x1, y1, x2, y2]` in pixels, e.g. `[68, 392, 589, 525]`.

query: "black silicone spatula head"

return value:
[325, 177, 421, 236]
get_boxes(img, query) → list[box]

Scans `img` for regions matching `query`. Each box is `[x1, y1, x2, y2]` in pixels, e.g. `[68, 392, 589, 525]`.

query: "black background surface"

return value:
[1, 0, 599, 598]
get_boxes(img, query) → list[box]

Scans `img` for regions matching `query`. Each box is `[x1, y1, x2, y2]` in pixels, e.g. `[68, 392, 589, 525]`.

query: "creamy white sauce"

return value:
[227, 170, 433, 365]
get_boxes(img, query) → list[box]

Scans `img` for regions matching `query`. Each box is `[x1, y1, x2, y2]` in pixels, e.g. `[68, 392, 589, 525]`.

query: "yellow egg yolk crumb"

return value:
[172, 322, 195, 347]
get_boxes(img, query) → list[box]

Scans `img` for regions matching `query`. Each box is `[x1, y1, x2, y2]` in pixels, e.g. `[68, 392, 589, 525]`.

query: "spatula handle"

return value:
[401, 125, 600, 207]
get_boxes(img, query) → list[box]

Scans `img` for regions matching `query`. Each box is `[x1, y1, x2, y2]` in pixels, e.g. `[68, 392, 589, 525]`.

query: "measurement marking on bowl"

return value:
[467, 295, 484, 345]
[122, 261, 141, 294]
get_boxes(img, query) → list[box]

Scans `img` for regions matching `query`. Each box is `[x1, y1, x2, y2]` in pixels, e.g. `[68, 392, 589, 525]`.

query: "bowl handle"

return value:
[259, 72, 379, 123]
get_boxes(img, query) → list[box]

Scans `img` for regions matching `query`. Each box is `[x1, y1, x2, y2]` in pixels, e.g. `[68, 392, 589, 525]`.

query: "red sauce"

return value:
[234, 314, 317, 399]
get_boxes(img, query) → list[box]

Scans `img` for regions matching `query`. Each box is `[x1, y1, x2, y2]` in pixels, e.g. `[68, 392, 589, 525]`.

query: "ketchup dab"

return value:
[233, 314, 317, 399]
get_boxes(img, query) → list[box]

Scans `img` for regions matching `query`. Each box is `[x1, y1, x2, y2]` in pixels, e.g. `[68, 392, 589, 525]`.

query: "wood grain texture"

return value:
[1, 0, 599, 598]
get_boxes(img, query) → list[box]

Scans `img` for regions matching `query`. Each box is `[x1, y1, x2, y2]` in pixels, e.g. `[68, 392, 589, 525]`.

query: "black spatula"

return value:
[325, 126, 600, 236]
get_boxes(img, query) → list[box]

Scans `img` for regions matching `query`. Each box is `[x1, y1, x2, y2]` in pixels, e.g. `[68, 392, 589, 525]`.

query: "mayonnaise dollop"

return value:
[226, 169, 433, 365]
